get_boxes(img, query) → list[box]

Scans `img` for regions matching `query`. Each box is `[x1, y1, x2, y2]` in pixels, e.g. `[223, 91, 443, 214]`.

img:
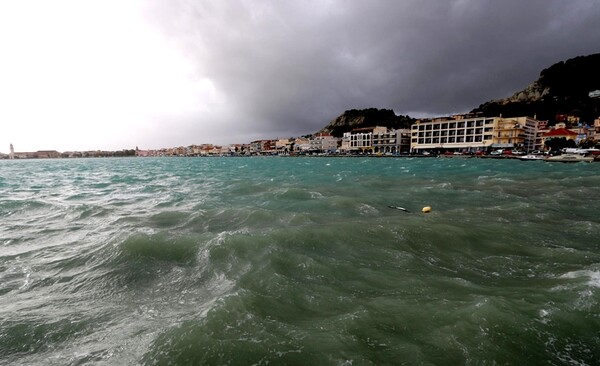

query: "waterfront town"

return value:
[2, 114, 600, 160]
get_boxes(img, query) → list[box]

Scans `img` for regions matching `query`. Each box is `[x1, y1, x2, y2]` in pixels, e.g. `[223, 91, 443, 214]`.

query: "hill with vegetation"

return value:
[319, 108, 414, 137]
[471, 53, 600, 124]
[317, 53, 599, 136]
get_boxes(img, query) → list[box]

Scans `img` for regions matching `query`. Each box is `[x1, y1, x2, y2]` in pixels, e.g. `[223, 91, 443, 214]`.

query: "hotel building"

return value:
[411, 116, 495, 153]
[410, 115, 546, 153]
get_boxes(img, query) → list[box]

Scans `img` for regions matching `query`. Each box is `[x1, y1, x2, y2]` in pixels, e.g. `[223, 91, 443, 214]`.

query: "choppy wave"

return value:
[1, 157, 599, 365]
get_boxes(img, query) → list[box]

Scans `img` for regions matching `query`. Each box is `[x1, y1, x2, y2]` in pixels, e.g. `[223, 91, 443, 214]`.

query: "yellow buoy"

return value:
[422, 206, 432, 213]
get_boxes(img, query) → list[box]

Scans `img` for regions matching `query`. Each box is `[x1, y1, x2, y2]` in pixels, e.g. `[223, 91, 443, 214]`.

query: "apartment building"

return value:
[493, 116, 545, 151]
[249, 140, 276, 155]
[373, 128, 411, 153]
[309, 134, 338, 153]
[342, 126, 410, 154]
[292, 137, 311, 153]
[275, 139, 293, 155]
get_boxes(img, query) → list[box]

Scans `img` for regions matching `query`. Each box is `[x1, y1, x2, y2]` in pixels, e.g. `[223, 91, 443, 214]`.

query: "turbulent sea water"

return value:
[1, 157, 599, 365]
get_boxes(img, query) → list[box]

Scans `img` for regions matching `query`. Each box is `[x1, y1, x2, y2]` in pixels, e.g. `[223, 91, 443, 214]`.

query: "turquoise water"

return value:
[0, 157, 599, 365]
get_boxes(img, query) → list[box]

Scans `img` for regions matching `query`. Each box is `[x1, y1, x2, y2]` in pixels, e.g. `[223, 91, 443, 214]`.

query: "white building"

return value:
[411, 115, 547, 153]
[411, 116, 495, 153]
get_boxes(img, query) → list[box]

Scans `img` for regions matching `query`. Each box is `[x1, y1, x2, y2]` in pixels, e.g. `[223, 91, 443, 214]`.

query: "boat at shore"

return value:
[545, 153, 594, 163]
[519, 154, 545, 161]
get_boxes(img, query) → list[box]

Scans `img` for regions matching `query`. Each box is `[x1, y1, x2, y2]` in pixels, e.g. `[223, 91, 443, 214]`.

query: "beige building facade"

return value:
[342, 126, 409, 154]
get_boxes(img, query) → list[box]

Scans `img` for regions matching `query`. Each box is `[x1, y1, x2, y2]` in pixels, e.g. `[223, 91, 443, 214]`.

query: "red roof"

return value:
[543, 128, 578, 137]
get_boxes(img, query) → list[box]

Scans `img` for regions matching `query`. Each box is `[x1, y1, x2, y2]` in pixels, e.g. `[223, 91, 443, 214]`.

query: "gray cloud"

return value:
[143, 0, 600, 143]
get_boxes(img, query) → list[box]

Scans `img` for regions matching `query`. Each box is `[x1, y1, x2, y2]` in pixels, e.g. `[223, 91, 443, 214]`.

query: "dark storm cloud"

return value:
[145, 0, 600, 140]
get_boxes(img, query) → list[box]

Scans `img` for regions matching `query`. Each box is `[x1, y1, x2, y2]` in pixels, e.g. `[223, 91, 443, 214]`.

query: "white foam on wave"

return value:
[586, 271, 600, 288]
[207, 228, 251, 247]
[560, 270, 600, 288]
[358, 203, 378, 215]
[18, 269, 32, 291]
[538, 308, 553, 324]
[310, 191, 323, 199]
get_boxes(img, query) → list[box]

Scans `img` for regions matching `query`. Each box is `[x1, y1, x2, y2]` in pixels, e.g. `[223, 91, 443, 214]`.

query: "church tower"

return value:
[9, 143, 14, 159]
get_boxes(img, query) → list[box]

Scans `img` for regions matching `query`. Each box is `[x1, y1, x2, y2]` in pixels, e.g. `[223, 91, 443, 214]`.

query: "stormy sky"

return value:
[1, 0, 599, 152]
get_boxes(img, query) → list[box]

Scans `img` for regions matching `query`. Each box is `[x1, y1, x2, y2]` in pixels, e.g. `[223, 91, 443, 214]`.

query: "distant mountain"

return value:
[471, 53, 600, 124]
[319, 108, 415, 137]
